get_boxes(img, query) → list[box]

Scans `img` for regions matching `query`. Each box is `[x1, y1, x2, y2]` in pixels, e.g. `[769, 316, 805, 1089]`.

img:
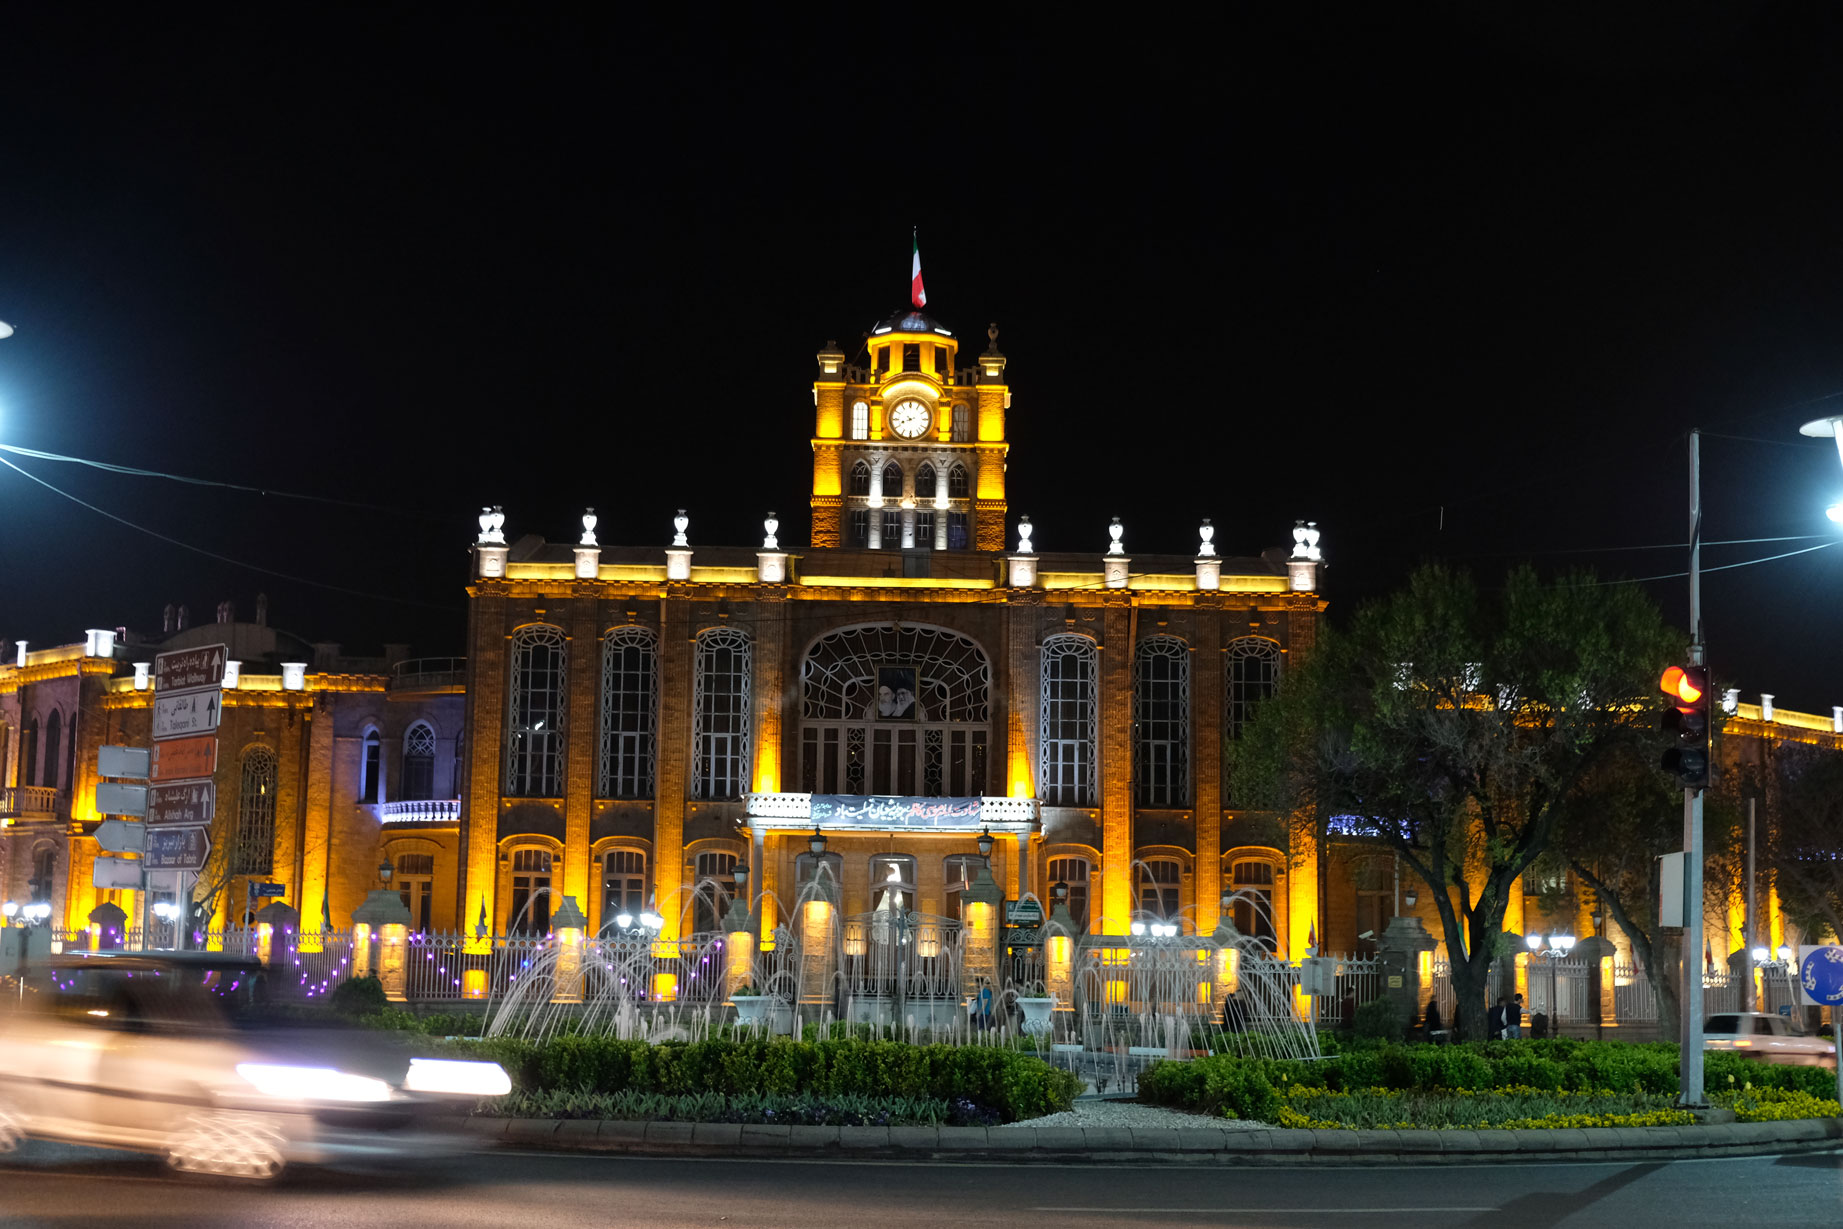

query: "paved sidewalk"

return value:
[470, 1114, 1843, 1165]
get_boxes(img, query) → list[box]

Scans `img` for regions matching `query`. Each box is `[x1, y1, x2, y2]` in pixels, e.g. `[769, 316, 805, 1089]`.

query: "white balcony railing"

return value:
[375, 799, 461, 824]
[0, 786, 62, 818]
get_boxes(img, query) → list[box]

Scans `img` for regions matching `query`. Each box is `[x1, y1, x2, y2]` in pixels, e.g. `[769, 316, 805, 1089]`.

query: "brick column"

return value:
[654, 594, 692, 946]
[752, 594, 788, 795]
[1193, 600, 1223, 932]
[462, 591, 507, 954]
[1098, 600, 1134, 935]
[563, 590, 598, 907]
[299, 694, 336, 947]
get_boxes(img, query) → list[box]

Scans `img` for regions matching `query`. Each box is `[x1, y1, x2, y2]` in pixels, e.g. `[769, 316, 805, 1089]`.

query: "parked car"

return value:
[1704, 1011, 1836, 1066]
[0, 950, 509, 1179]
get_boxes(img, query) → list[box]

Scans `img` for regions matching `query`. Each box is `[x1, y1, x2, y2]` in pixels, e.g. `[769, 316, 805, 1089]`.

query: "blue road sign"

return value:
[1799, 947, 1843, 1007]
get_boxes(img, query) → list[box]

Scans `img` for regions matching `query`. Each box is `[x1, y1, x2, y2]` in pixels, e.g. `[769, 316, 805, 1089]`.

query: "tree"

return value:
[1234, 564, 1681, 1039]
[1766, 745, 1843, 943]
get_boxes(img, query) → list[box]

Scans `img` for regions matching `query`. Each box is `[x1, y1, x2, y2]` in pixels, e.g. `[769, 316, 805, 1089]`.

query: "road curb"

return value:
[477, 1115, 1843, 1165]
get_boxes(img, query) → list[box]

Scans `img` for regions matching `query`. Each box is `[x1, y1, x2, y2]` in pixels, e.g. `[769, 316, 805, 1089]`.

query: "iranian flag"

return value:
[911, 230, 926, 308]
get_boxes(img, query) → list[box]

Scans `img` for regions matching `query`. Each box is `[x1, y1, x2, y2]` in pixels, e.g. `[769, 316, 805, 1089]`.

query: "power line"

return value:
[1565, 538, 1840, 586]
[0, 453, 459, 611]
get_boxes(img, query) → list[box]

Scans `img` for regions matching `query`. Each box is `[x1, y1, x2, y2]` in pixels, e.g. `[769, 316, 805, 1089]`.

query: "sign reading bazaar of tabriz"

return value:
[809, 795, 987, 829]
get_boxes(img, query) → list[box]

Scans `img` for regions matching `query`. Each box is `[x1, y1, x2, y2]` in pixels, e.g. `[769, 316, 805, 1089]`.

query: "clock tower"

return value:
[810, 308, 1009, 551]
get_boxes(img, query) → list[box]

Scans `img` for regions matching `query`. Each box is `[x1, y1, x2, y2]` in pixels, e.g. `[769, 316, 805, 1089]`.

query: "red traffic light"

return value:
[1659, 664, 1706, 707]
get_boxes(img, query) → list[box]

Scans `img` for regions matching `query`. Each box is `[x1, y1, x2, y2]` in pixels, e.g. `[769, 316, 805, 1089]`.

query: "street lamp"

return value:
[1798, 414, 1843, 523]
[378, 857, 395, 886]
[808, 827, 827, 856]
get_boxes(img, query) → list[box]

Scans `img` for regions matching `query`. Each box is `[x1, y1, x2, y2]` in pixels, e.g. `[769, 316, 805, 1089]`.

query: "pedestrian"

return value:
[1488, 996, 1507, 1040]
[1506, 993, 1524, 1040]
[1423, 998, 1444, 1043]
[1222, 992, 1249, 1033]
[973, 978, 994, 1030]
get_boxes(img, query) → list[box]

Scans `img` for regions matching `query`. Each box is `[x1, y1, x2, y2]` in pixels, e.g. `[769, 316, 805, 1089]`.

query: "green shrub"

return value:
[1353, 997, 1406, 1042]
[326, 975, 387, 1017]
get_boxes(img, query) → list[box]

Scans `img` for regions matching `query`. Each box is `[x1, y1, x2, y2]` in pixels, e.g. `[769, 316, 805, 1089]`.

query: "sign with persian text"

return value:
[144, 825, 212, 872]
[154, 645, 228, 692]
[153, 687, 220, 740]
[151, 736, 217, 781]
[147, 780, 215, 827]
[809, 796, 986, 829]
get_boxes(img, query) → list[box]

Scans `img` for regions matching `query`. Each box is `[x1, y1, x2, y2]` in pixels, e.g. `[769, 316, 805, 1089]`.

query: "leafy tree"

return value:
[1234, 564, 1681, 1040]
[1766, 745, 1843, 943]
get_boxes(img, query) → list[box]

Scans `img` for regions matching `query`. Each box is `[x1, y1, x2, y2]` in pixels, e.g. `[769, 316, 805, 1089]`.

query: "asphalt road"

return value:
[2, 1142, 1842, 1228]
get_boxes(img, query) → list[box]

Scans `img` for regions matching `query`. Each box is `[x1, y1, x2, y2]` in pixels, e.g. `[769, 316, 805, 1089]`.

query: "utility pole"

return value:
[1680, 429, 1707, 1108]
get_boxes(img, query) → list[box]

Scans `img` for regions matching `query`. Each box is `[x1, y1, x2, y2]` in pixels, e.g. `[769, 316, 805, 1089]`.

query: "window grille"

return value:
[1134, 637, 1191, 807]
[360, 730, 382, 803]
[693, 628, 752, 800]
[1225, 637, 1282, 739]
[1039, 635, 1098, 807]
[849, 509, 870, 547]
[851, 401, 869, 440]
[915, 462, 937, 499]
[915, 510, 935, 545]
[395, 852, 434, 876]
[902, 342, 920, 372]
[948, 463, 969, 499]
[881, 509, 902, 546]
[1137, 858, 1182, 920]
[849, 459, 872, 496]
[882, 462, 903, 498]
[947, 512, 969, 550]
[951, 405, 970, 442]
[1046, 856, 1090, 932]
[401, 722, 437, 801]
[801, 625, 990, 722]
[234, 746, 278, 876]
[599, 627, 657, 799]
[506, 625, 566, 797]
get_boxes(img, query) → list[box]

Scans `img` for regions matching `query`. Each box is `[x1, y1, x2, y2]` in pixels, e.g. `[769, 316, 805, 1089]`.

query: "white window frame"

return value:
[599, 626, 658, 799]
[1039, 634, 1098, 808]
[506, 625, 567, 798]
[1134, 636, 1191, 807]
[693, 628, 752, 800]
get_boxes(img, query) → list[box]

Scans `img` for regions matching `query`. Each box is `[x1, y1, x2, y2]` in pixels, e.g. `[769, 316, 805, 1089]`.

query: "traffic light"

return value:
[1659, 663, 1712, 790]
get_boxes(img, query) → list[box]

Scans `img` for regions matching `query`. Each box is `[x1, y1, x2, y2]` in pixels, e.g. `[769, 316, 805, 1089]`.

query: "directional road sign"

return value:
[254, 883, 286, 898]
[153, 687, 221, 740]
[152, 736, 217, 781]
[146, 780, 215, 826]
[95, 782, 149, 817]
[1798, 945, 1843, 1008]
[98, 745, 152, 779]
[154, 645, 228, 692]
[144, 825, 212, 872]
[93, 856, 144, 890]
[1006, 899, 1044, 925]
[95, 819, 147, 854]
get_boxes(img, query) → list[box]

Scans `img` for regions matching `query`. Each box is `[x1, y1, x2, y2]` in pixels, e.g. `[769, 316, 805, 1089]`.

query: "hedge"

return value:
[1139, 1039, 1842, 1122]
[440, 1035, 1082, 1122]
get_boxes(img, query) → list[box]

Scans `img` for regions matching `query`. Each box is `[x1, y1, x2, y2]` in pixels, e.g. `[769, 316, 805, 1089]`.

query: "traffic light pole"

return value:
[1680, 429, 1707, 1107]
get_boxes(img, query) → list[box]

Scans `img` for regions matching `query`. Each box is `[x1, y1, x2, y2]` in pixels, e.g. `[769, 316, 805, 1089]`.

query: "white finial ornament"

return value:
[1017, 516, 1034, 554]
[672, 510, 690, 547]
[1107, 517, 1125, 555]
[1291, 519, 1322, 562]
[478, 506, 507, 545]
[580, 508, 598, 547]
[763, 512, 780, 550]
[1198, 518, 1217, 557]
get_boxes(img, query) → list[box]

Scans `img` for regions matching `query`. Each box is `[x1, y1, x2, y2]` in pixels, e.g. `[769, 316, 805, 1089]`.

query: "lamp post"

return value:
[378, 858, 395, 887]
[1526, 932, 1576, 1037]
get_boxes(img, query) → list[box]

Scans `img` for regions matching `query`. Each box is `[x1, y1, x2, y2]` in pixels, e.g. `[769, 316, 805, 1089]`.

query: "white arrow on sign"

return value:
[95, 819, 146, 854]
[93, 856, 144, 891]
[152, 687, 221, 740]
[95, 782, 149, 817]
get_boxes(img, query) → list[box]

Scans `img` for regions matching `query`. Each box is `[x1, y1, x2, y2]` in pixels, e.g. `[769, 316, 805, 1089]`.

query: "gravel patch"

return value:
[998, 1100, 1264, 1131]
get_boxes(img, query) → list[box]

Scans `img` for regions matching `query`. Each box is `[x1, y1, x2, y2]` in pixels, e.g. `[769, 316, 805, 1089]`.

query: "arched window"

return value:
[850, 401, 869, 440]
[1134, 637, 1190, 807]
[1040, 635, 1098, 807]
[915, 462, 937, 500]
[950, 404, 971, 442]
[693, 849, 738, 934]
[602, 849, 646, 923]
[401, 722, 436, 801]
[1137, 858, 1182, 921]
[234, 746, 278, 876]
[28, 844, 56, 904]
[882, 462, 904, 499]
[19, 715, 37, 787]
[693, 628, 752, 800]
[1226, 638, 1282, 739]
[869, 854, 916, 913]
[798, 624, 991, 796]
[508, 848, 552, 934]
[1231, 858, 1278, 950]
[506, 625, 566, 797]
[947, 463, 969, 499]
[40, 711, 60, 791]
[600, 627, 657, 799]
[849, 459, 872, 496]
[1046, 856, 1090, 933]
[360, 729, 382, 803]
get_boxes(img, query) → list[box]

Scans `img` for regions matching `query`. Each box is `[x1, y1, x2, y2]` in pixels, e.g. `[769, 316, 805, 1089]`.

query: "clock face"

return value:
[887, 399, 932, 439]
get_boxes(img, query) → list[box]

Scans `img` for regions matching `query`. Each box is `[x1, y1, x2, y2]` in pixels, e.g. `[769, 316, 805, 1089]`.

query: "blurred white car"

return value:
[1704, 1011, 1836, 1066]
[0, 950, 509, 1179]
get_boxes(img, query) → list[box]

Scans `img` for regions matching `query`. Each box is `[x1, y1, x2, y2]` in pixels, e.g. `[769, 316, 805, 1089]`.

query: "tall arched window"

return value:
[1040, 635, 1098, 807]
[599, 627, 658, 799]
[1231, 858, 1278, 951]
[850, 401, 869, 440]
[360, 729, 382, 802]
[19, 715, 38, 787]
[1137, 857, 1182, 921]
[947, 463, 969, 499]
[508, 848, 552, 934]
[1046, 855, 1090, 933]
[693, 628, 752, 800]
[401, 722, 436, 801]
[882, 462, 904, 499]
[506, 625, 566, 797]
[950, 404, 971, 442]
[40, 711, 60, 791]
[602, 848, 646, 923]
[1225, 637, 1283, 739]
[234, 746, 278, 876]
[693, 849, 738, 934]
[849, 459, 872, 496]
[915, 462, 937, 500]
[1134, 637, 1190, 807]
[29, 845, 56, 904]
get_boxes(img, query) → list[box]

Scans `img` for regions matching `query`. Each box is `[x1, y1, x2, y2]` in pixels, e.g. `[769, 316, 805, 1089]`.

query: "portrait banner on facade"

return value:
[809, 795, 988, 829]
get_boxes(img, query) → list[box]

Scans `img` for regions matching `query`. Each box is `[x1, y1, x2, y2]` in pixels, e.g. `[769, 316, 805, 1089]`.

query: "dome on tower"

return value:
[872, 308, 954, 337]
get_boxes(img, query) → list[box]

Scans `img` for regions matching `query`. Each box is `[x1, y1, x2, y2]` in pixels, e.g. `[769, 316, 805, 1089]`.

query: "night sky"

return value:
[2, 9, 1841, 709]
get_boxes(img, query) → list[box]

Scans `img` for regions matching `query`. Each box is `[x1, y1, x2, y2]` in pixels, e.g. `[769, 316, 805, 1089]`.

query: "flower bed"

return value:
[1139, 1039, 1842, 1129]
[486, 1088, 1000, 1126]
[439, 1035, 1082, 1123]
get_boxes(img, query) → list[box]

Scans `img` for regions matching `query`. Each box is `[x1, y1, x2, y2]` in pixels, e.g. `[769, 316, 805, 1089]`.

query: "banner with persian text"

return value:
[808, 795, 986, 829]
